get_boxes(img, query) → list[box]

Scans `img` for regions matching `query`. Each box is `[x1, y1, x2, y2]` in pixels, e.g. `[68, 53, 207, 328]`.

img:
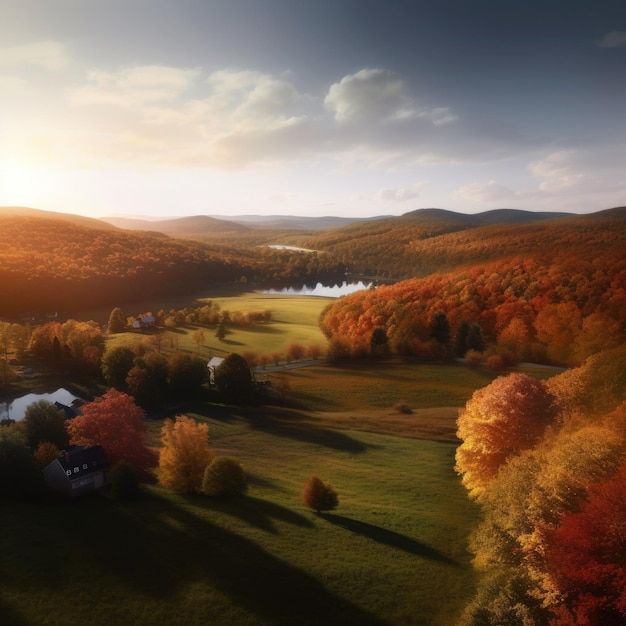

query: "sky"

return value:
[1, 0, 625, 219]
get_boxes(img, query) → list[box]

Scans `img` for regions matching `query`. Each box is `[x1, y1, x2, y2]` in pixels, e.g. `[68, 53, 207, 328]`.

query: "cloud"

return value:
[324, 68, 411, 123]
[529, 151, 585, 192]
[373, 182, 431, 202]
[0, 40, 68, 70]
[15, 60, 546, 173]
[324, 68, 457, 127]
[70, 65, 200, 107]
[595, 31, 626, 48]
[455, 180, 517, 204]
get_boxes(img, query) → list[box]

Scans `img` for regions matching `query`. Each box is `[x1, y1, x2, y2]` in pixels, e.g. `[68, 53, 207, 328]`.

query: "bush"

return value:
[110, 460, 140, 500]
[485, 354, 505, 372]
[464, 349, 483, 368]
[393, 402, 413, 414]
[302, 475, 338, 513]
[202, 457, 248, 497]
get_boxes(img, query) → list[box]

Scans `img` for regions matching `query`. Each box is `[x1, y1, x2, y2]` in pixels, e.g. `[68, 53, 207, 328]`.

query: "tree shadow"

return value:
[188, 494, 315, 534]
[243, 407, 373, 453]
[0, 492, 388, 625]
[320, 513, 460, 566]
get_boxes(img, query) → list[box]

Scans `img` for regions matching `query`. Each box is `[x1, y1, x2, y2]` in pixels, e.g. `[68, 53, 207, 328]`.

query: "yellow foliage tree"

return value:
[158, 415, 213, 493]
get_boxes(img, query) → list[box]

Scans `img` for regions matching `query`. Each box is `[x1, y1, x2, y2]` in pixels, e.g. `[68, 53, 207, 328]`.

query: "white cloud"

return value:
[10, 59, 548, 175]
[0, 40, 68, 70]
[455, 180, 517, 204]
[596, 31, 626, 48]
[70, 65, 200, 107]
[529, 150, 590, 192]
[373, 182, 431, 202]
[324, 68, 411, 123]
[323, 68, 456, 128]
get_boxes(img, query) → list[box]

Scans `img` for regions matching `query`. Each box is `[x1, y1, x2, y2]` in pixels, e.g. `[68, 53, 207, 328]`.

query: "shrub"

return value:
[202, 457, 248, 497]
[464, 349, 483, 368]
[302, 475, 338, 513]
[33, 441, 62, 469]
[110, 460, 141, 500]
[485, 354, 505, 372]
[393, 402, 413, 414]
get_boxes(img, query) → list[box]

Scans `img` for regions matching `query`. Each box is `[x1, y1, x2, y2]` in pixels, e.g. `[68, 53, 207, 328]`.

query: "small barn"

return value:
[43, 445, 109, 497]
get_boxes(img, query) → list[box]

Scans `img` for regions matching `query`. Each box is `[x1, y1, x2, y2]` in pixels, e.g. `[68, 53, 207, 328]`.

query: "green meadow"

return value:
[104, 291, 331, 360]
[3, 291, 542, 625]
[0, 410, 479, 626]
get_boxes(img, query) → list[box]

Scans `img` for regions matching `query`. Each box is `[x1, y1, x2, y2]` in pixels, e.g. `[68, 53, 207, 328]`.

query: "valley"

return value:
[0, 205, 624, 625]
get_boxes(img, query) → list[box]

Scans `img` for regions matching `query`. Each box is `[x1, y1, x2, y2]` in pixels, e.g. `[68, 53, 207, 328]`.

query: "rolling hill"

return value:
[101, 214, 251, 234]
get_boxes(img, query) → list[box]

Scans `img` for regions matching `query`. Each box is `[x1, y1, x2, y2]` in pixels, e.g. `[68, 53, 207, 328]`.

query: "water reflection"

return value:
[263, 281, 373, 298]
[0, 388, 79, 422]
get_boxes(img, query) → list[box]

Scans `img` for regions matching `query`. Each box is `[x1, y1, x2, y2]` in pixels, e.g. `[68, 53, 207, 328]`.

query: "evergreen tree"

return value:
[455, 321, 471, 357]
[107, 307, 127, 333]
[466, 323, 486, 353]
[430, 311, 450, 345]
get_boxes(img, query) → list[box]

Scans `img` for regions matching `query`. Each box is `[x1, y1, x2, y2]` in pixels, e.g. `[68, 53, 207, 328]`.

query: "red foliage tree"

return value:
[68, 389, 157, 482]
[543, 460, 626, 626]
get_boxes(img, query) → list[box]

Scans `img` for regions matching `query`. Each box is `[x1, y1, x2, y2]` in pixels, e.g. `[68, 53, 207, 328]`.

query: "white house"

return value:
[207, 356, 225, 385]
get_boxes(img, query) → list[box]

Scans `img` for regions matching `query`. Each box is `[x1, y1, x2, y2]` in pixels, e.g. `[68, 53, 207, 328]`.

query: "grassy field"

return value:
[2, 291, 563, 625]
[0, 361, 492, 625]
[104, 291, 331, 362]
[0, 410, 479, 626]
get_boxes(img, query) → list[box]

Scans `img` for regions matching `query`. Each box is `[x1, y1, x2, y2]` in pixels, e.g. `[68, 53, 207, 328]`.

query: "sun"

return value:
[0, 157, 59, 207]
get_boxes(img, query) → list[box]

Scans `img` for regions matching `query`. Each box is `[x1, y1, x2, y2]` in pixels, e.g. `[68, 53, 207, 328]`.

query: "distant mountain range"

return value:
[4, 205, 622, 238]
[99, 207, 578, 234]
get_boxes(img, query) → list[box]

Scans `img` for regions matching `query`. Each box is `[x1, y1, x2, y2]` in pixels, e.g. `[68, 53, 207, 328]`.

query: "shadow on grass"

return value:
[320, 513, 459, 566]
[243, 407, 373, 453]
[188, 494, 315, 534]
[0, 492, 388, 626]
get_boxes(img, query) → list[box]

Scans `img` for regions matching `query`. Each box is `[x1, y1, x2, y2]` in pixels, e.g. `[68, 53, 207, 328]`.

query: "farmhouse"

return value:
[132, 315, 156, 329]
[43, 445, 108, 497]
[207, 356, 224, 385]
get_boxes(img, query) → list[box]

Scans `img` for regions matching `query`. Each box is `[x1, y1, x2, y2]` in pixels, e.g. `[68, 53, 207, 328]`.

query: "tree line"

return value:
[319, 251, 625, 367]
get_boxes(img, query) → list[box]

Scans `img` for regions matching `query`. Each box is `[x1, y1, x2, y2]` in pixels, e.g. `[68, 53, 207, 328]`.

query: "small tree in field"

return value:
[159, 415, 213, 494]
[107, 307, 127, 334]
[202, 457, 248, 497]
[302, 475, 338, 513]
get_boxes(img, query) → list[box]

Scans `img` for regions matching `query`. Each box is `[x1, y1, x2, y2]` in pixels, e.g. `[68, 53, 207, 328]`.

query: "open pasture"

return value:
[1, 402, 479, 626]
[4, 317, 498, 626]
[104, 291, 331, 361]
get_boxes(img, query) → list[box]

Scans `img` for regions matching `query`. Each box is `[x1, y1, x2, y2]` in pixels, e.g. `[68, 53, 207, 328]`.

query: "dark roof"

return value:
[57, 445, 107, 479]
[54, 401, 82, 419]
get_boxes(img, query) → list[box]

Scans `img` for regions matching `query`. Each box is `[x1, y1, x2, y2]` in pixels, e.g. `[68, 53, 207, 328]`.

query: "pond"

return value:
[0, 388, 80, 422]
[262, 280, 373, 298]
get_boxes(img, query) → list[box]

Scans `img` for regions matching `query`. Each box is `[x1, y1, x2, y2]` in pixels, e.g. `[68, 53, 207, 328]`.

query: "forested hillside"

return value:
[319, 208, 626, 366]
[0, 212, 348, 316]
[0, 215, 258, 316]
[305, 207, 623, 279]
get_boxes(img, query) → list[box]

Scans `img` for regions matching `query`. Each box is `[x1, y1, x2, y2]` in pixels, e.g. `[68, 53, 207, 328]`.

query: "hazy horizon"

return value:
[1, 0, 625, 220]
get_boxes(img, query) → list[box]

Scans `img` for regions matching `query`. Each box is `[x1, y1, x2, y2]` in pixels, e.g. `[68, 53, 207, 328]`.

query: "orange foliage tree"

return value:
[68, 389, 157, 482]
[158, 415, 213, 494]
[302, 476, 338, 513]
[455, 373, 559, 499]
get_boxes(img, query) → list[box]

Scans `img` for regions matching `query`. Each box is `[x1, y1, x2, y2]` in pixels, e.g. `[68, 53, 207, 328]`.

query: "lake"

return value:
[0, 388, 79, 422]
[263, 280, 373, 297]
